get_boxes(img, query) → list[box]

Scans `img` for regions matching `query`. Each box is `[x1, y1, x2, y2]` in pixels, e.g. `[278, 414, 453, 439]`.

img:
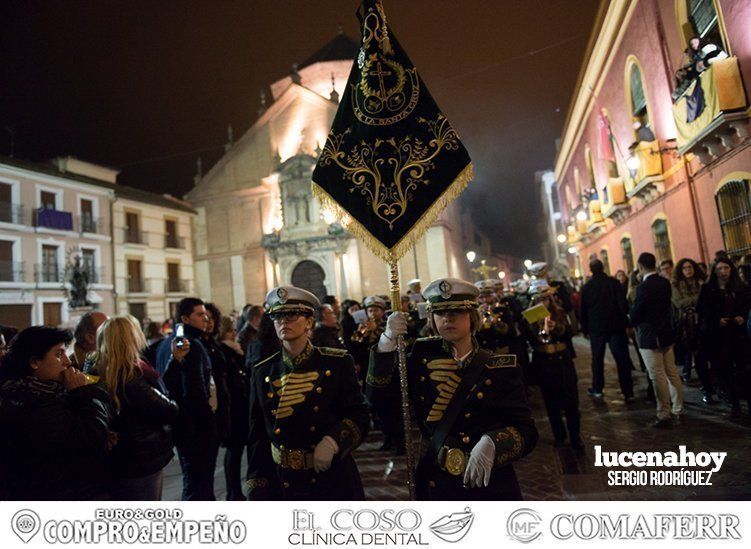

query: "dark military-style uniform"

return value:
[367, 277, 538, 500]
[245, 285, 369, 501]
[522, 281, 581, 447]
[369, 337, 537, 500]
[246, 343, 369, 500]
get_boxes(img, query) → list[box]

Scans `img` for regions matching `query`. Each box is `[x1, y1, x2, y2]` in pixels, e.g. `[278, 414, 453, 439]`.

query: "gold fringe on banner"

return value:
[311, 162, 474, 263]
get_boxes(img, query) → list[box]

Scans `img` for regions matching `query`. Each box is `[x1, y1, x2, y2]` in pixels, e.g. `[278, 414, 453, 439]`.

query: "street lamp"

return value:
[523, 259, 532, 269]
[568, 246, 578, 255]
[626, 154, 640, 173]
[576, 210, 588, 222]
[466, 250, 476, 262]
[556, 234, 567, 243]
[499, 271, 506, 279]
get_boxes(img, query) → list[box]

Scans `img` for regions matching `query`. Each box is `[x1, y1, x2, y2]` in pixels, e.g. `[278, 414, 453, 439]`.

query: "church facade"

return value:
[187, 33, 481, 311]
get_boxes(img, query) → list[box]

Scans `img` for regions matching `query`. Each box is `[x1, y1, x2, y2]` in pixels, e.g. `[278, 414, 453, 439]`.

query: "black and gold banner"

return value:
[312, 0, 473, 262]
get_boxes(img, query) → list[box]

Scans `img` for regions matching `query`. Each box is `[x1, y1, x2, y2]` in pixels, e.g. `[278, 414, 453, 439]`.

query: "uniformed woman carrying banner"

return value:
[368, 277, 538, 500]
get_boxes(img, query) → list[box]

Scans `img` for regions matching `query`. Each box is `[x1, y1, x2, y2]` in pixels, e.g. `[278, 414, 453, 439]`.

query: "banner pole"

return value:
[388, 257, 416, 500]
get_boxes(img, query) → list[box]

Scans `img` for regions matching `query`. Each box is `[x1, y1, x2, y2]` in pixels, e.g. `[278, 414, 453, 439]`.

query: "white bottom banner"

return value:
[1, 500, 749, 548]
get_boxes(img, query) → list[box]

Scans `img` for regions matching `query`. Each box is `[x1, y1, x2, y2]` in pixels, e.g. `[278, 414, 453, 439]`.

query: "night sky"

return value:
[1, 0, 600, 258]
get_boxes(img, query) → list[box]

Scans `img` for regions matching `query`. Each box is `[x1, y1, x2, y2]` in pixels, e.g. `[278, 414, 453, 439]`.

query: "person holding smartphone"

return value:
[246, 286, 369, 500]
[156, 297, 219, 500]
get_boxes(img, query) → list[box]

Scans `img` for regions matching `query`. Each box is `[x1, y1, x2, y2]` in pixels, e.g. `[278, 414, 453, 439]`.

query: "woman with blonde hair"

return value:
[94, 316, 179, 500]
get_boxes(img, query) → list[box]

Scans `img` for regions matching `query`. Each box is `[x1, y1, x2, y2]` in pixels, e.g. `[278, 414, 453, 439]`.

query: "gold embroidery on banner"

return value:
[318, 115, 462, 230]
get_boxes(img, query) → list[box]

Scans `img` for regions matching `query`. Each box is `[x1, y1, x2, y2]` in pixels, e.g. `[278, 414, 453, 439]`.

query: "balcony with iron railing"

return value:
[78, 215, 106, 235]
[672, 57, 749, 164]
[125, 276, 151, 294]
[34, 263, 64, 284]
[164, 234, 186, 249]
[602, 177, 631, 224]
[33, 208, 75, 231]
[0, 202, 26, 225]
[122, 228, 151, 246]
[166, 278, 191, 294]
[83, 265, 106, 285]
[0, 260, 25, 283]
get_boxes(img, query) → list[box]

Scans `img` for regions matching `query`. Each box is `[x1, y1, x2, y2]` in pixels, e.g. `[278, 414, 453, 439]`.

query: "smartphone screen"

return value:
[175, 323, 185, 348]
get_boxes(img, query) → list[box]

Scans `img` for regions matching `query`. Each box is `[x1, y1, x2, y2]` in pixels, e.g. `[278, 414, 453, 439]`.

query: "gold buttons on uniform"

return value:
[283, 482, 289, 489]
[310, 426, 316, 432]
[316, 387, 323, 394]
[265, 376, 270, 382]
[484, 379, 492, 386]
[462, 436, 470, 444]
[419, 376, 425, 382]
[428, 481, 436, 488]
[313, 406, 319, 412]
[271, 409, 277, 415]
[476, 392, 484, 399]
[311, 478, 316, 484]
[325, 370, 332, 377]
[274, 428, 281, 435]
[267, 392, 274, 398]
[422, 359, 427, 364]
[464, 412, 472, 419]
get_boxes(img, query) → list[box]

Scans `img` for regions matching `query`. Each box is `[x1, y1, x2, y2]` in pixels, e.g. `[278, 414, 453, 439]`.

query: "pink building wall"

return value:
[558, 0, 751, 274]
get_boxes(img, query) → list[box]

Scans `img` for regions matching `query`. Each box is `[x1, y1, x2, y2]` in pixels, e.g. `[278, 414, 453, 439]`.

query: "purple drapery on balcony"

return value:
[36, 208, 73, 230]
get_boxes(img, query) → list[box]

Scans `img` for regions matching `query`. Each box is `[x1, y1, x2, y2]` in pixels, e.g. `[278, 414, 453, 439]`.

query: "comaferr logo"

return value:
[507, 508, 543, 543]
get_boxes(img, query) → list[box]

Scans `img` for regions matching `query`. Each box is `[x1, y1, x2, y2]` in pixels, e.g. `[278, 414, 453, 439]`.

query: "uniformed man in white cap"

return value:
[368, 277, 538, 500]
[246, 286, 369, 500]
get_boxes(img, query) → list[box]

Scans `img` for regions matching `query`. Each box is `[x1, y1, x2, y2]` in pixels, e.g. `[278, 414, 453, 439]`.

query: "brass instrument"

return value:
[350, 323, 370, 343]
[480, 304, 509, 334]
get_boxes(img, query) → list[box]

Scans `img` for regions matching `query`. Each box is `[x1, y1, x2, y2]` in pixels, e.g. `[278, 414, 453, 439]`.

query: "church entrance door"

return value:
[291, 260, 327, 301]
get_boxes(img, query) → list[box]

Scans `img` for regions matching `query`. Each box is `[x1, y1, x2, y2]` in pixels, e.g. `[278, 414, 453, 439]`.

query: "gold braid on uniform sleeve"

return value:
[245, 477, 269, 489]
[329, 417, 363, 458]
[487, 427, 524, 467]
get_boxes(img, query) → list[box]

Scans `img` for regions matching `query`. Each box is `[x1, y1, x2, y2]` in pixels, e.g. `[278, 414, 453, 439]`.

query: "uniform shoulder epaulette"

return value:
[317, 347, 349, 357]
[253, 351, 280, 368]
[486, 353, 517, 369]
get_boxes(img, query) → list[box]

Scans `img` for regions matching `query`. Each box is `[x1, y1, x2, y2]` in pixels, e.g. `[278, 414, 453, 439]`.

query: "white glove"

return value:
[313, 435, 339, 473]
[377, 312, 408, 352]
[463, 434, 495, 488]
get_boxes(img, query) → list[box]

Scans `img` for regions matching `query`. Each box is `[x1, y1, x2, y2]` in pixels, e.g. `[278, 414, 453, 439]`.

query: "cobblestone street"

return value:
[163, 337, 751, 501]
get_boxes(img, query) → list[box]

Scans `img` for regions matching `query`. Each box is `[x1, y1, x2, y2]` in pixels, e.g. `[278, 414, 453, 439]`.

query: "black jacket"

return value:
[630, 273, 675, 349]
[247, 344, 369, 500]
[156, 325, 218, 448]
[368, 337, 538, 500]
[108, 376, 178, 479]
[696, 282, 751, 351]
[580, 272, 629, 335]
[0, 378, 110, 500]
[217, 342, 250, 446]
